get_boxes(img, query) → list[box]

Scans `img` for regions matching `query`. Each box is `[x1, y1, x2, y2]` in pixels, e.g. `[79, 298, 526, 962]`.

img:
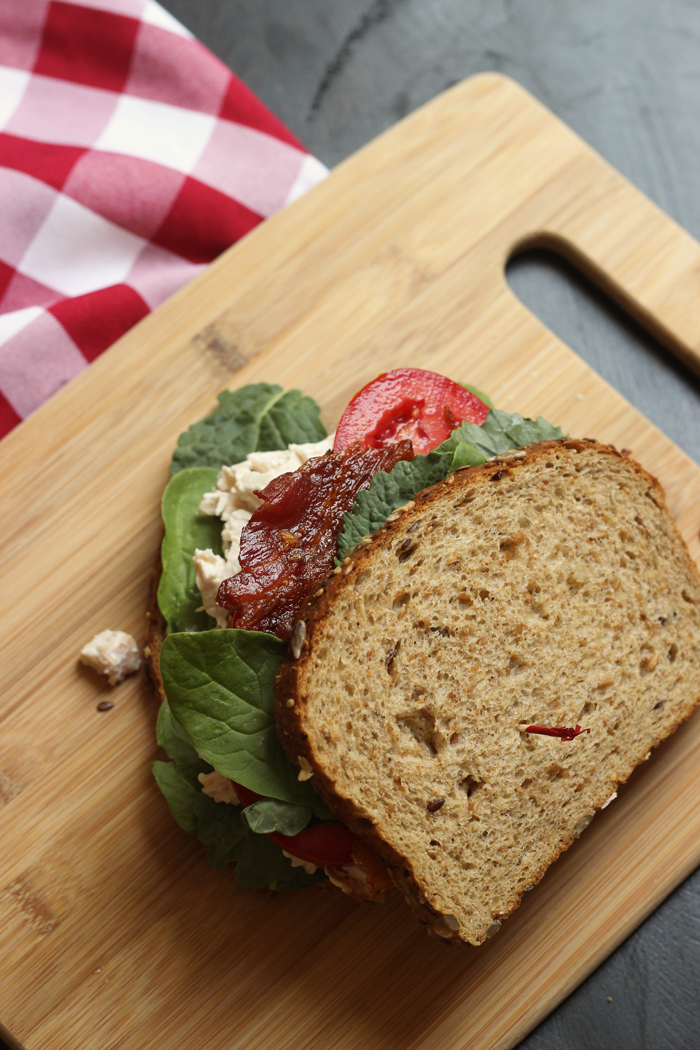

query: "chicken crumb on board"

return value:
[80, 630, 142, 686]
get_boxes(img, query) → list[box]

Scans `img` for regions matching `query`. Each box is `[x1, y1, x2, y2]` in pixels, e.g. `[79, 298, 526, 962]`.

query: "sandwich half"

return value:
[275, 439, 700, 944]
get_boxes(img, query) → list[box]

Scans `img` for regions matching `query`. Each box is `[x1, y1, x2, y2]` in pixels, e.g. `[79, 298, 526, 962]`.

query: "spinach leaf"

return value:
[152, 761, 201, 834]
[158, 467, 222, 633]
[231, 826, 325, 890]
[170, 384, 327, 475]
[189, 788, 249, 868]
[152, 760, 324, 888]
[194, 793, 323, 887]
[156, 698, 212, 785]
[160, 629, 321, 806]
[242, 798, 312, 836]
[336, 409, 564, 560]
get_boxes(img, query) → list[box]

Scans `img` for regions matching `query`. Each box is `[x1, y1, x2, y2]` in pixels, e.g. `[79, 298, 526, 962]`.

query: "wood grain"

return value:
[1, 73, 699, 1050]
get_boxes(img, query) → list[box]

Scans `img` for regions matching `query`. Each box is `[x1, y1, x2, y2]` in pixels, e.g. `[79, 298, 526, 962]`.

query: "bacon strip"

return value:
[217, 441, 414, 640]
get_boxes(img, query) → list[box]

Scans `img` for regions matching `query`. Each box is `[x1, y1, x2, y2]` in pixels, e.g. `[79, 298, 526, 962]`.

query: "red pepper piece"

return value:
[268, 823, 355, 867]
[523, 725, 591, 741]
[231, 779, 355, 867]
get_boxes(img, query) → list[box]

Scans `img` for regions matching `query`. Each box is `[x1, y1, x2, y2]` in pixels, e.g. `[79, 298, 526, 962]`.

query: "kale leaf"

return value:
[170, 384, 327, 475]
[336, 409, 563, 560]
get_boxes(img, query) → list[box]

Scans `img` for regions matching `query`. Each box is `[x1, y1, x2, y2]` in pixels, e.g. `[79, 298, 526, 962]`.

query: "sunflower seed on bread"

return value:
[274, 439, 700, 945]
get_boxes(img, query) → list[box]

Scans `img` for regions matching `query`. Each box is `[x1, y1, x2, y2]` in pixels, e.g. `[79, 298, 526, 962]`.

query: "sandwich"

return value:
[148, 369, 700, 943]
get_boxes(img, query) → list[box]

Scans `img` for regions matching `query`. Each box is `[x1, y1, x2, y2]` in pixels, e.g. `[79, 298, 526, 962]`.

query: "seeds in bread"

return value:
[275, 440, 700, 945]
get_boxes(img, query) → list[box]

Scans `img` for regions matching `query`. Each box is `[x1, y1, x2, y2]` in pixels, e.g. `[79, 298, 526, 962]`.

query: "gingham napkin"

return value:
[0, 0, 327, 439]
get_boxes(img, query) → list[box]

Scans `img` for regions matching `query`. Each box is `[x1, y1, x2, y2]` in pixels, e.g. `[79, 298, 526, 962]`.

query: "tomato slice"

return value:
[333, 368, 489, 455]
[231, 780, 355, 867]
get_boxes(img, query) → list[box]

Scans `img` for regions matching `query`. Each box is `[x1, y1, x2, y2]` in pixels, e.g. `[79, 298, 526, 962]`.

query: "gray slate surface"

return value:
[144, 2, 700, 1048]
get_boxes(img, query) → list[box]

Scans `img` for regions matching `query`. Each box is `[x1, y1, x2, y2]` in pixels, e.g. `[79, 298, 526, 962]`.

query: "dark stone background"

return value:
[159, 2, 700, 1048]
[5, 4, 699, 1049]
[162, 0, 700, 469]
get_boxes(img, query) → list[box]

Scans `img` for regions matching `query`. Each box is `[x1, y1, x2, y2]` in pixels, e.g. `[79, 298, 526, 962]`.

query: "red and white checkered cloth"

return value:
[0, 0, 327, 439]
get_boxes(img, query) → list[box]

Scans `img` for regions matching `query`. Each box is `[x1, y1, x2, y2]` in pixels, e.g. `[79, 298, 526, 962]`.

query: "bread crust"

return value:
[274, 439, 700, 945]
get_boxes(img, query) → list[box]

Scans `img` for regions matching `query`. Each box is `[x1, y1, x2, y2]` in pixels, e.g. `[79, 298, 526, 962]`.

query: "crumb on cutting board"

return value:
[80, 630, 142, 686]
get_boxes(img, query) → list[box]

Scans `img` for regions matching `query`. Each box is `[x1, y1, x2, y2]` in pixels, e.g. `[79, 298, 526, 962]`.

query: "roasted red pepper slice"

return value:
[233, 782, 263, 808]
[523, 725, 590, 741]
[232, 780, 354, 867]
[217, 441, 413, 640]
[333, 368, 489, 455]
[268, 824, 354, 867]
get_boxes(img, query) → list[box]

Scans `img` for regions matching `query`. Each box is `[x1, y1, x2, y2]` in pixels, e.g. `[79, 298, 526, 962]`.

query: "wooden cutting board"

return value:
[1, 73, 700, 1050]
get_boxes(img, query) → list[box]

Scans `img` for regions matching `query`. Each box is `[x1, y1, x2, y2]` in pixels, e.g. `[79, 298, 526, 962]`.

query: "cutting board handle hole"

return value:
[506, 245, 700, 461]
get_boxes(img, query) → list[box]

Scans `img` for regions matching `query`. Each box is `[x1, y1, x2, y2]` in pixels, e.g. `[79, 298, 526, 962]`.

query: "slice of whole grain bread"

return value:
[275, 439, 700, 945]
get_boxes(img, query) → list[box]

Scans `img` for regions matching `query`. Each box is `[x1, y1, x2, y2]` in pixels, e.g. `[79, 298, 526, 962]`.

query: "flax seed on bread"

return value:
[275, 439, 700, 945]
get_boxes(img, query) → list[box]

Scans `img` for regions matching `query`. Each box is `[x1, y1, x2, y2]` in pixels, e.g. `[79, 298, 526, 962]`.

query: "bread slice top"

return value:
[275, 439, 700, 945]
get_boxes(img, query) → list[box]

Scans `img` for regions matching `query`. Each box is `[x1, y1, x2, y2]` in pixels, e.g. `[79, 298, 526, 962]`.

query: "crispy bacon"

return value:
[217, 441, 414, 640]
